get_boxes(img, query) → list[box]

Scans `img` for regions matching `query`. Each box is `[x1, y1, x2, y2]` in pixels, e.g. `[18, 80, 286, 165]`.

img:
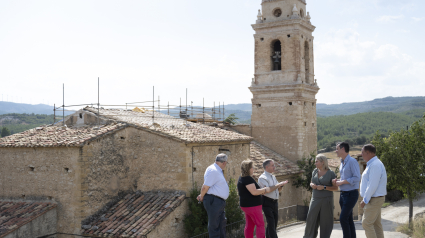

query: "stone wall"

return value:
[4, 207, 57, 238]
[190, 143, 251, 189]
[146, 199, 189, 238]
[251, 92, 318, 163]
[229, 125, 252, 137]
[0, 147, 82, 235]
[78, 127, 190, 222]
[261, 0, 307, 24]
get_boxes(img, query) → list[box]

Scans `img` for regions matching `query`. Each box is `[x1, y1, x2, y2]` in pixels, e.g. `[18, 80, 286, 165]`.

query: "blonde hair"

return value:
[241, 159, 253, 177]
[316, 154, 329, 170]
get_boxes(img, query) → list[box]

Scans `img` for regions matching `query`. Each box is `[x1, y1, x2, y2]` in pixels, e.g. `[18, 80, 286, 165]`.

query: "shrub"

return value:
[183, 179, 244, 237]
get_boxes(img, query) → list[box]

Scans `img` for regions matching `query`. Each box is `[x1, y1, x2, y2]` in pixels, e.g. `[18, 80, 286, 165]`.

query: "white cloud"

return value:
[411, 17, 424, 22]
[315, 28, 425, 104]
[376, 15, 404, 23]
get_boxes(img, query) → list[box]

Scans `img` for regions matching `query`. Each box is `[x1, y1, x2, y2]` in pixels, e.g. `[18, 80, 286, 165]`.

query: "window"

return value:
[273, 8, 282, 17]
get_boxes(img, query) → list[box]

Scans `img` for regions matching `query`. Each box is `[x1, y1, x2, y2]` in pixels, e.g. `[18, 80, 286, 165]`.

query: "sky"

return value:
[0, 0, 424, 110]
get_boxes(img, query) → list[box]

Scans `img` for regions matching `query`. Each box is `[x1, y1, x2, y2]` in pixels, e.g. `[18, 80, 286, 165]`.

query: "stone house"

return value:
[0, 107, 252, 237]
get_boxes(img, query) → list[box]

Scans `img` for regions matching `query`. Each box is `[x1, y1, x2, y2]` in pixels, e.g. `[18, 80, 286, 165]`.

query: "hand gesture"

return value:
[316, 185, 324, 191]
[197, 195, 203, 202]
[310, 183, 317, 190]
[332, 179, 337, 186]
[278, 180, 288, 187]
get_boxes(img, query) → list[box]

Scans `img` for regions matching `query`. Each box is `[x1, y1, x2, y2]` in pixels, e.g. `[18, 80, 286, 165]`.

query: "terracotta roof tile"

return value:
[84, 107, 253, 144]
[250, 141, 301, 179]
[82, 191, 186, 237]
[0, 201, 57, 238]
[0, 123, 126, 148]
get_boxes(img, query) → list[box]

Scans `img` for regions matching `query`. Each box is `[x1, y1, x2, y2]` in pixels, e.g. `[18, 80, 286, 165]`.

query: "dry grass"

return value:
[322, 145, 363, 160]
[397, 218, 425, 238]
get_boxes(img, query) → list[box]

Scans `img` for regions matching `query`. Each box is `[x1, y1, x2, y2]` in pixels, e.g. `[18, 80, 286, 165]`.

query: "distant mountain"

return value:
[316, 96, 425, 117]
[0, 101, 55, 115]
[221, 96, 425, 123]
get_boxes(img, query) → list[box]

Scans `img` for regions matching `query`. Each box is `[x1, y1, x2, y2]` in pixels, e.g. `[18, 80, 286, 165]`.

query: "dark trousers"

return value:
[262, 197, 278, 238]
[339, 190, 359, 238]
[203, 194, 227, 238]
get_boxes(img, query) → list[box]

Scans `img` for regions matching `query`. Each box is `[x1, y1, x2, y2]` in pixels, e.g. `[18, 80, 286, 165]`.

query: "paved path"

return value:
[277, 193, 425, 238]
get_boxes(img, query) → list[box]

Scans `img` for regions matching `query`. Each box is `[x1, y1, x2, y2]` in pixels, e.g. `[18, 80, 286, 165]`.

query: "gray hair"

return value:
[262, 159, 274, 169]
[216, 153, 228, 162]
[316, 154, 329, 170]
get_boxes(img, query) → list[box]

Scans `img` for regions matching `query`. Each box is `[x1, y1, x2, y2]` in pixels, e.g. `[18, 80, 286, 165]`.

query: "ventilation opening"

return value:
[287, 34, 291, 38]
[260, 38, 264, 41]
[271, 40, 282, 71]
[79, 113, 83, 119]
[304, 102, 306, 106]
[175, 218, 180, 223]
[300, 9, 304, 18]
[22, 194, 26, 199]
[64, 168, 69, 173]
[312, 123, 315, 127]
[193, 167, 196, 172]
[304, 122, 307, 126]
[289, 102, 293, 106]
[312, 103, 315, 106]
[256, 104, 261, 108]
[29, 166, 35, 172]
[120, 137, 125, 140]
[263, 18, 266, 21]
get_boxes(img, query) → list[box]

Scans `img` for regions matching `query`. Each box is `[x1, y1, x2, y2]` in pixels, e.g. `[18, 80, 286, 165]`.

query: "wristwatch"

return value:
[324, 186, 327, 190]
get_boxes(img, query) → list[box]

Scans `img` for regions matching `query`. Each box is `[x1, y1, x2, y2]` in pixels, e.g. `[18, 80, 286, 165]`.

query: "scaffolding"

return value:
[53, 83, 226, 126]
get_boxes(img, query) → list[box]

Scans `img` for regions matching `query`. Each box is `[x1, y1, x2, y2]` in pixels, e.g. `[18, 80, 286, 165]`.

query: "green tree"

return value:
[183, 183, 208, 237]
[372, 116, 425, 226]
[292, 152, 317, 194]
[1, 127, 11, 137]
[224, 113, 239, 125]
[225, 178, 244, 224]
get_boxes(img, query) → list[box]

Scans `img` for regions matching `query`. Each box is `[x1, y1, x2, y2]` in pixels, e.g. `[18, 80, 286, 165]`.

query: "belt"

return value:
[206, 193, 225, 202]
[263, 196, 278, 202]
[372, 196, 385, 198]
[341, 190, 357, 193]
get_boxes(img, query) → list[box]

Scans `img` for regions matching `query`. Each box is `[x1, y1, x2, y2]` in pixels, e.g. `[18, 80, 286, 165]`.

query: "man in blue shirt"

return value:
[197, 154, 230, 238]
[333, 142, 361, 238]
[360, 144, 387, 238]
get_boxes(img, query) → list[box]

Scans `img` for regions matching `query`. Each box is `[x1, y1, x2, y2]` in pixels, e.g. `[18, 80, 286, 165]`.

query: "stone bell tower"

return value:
[249, 0, 319, 162]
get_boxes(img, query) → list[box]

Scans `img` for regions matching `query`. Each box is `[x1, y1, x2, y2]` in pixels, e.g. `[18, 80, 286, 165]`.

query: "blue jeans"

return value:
[339, 190, 359, 238]
[203, 194, 227, 238]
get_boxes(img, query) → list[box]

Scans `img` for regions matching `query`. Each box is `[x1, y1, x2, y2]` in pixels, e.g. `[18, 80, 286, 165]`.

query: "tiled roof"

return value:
[82, 191, 186, 238]
[0, 123, 126, 148]
[0, 201, 57, 238]
[84, 107, 253, 144]
[250, 141, 301, 179]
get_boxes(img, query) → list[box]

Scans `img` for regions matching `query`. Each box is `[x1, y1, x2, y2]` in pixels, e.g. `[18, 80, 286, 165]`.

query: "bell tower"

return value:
[250, 0, 319, 162]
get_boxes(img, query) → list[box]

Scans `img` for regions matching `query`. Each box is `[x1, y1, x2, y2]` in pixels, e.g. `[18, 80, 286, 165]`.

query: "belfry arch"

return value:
[271, 40, 282, 71]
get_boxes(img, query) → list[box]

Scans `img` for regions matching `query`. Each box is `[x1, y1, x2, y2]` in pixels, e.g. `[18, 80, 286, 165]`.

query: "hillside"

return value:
[0, 113, 54, 136]
[224, 96, 425, 122]
[0, 101, 56, 115]
[316, 111, 423, 150]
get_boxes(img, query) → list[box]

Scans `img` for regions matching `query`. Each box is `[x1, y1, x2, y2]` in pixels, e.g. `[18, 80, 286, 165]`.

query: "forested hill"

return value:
[0, 101, 55, 115]
[0, 113, 54, 136]
[317, 110, 424, 150]
[316, 96, 425, 117]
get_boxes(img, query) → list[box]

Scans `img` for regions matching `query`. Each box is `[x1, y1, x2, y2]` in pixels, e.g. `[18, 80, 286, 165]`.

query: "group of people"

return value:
[197, 142, 387, 238]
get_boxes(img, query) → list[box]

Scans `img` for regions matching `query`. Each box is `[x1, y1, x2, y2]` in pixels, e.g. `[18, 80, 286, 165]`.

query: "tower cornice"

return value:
[252, 19, 315, 32]
[249, 83, 319, 95]
[262, 0, 306, 5]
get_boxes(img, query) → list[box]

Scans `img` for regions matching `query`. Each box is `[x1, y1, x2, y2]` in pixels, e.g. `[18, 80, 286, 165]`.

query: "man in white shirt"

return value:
[360, 144, 387, 238]
[197, 154, 230, 238]
[258, 159, 287, 238]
